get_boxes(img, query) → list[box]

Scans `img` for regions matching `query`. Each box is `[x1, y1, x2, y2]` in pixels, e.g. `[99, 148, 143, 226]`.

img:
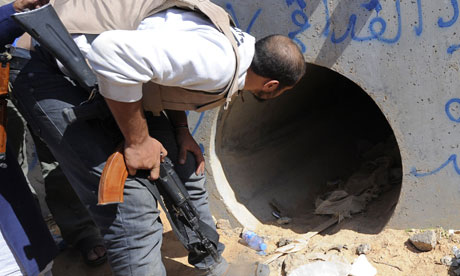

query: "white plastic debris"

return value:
[287, 261, 352, 276]
[349, 255, 377, 276]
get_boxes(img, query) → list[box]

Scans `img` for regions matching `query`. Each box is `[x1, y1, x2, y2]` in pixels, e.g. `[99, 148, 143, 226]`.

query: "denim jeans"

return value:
[12, 48, 224, 275]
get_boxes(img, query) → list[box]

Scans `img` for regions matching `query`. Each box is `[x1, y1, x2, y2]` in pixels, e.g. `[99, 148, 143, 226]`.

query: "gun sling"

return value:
[135, 176, 220, 262]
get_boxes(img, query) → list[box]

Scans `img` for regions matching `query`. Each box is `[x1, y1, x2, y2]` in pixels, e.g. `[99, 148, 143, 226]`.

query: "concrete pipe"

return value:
[188, 0, 460, 231]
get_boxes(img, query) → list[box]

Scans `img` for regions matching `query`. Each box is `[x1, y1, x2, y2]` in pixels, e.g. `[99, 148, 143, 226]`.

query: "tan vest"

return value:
[53, 0, 240, 113]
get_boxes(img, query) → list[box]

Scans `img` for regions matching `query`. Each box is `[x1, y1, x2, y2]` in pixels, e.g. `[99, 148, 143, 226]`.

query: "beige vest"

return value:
[53, 0, 240, 113]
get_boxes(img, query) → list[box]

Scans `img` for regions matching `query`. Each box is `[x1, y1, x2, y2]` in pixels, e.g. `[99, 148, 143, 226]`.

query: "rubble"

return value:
[453, 246, 460, 259]
[277, 237, 293, 247]
[314, 137, 401, 221]
[440, 256, 454, 266]
[276, 217, 292, 225]
[356, 243, 371, 255]
[409, 230, 437, 251]
[216, 219, 232, 230]
[328, 244, 348, 253]
[283, 253, 310, 274]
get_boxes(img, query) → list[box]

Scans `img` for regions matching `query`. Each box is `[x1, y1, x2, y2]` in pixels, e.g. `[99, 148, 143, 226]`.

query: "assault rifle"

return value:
[101, 148, 221, 262]
[12, 4, 221, 262]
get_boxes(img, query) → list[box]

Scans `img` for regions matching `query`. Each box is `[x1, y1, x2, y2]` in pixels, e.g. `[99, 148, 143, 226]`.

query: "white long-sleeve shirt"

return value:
[75, 8, 255, 103]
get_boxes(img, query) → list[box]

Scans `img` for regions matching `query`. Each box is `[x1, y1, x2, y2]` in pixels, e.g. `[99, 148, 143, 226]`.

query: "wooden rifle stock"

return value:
[98, 145, 128, 205]
[0, 58, 9, 160]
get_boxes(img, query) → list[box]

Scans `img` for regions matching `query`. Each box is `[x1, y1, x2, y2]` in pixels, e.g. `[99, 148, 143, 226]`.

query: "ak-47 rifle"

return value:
[0, 50, 11, 167]
[101, 149, 221, 262]
[12, 4, 221, 262]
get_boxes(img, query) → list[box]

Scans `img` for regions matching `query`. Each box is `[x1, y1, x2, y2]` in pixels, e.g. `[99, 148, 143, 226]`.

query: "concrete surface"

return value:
[188, 0, 460, 230]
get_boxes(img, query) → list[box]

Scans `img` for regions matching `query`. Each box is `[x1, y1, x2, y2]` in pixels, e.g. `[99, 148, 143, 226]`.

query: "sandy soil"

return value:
[51, 207, 460, 276]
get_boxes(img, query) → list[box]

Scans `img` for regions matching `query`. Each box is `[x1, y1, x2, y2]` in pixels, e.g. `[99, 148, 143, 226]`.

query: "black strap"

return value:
[135, 177, 219, 251]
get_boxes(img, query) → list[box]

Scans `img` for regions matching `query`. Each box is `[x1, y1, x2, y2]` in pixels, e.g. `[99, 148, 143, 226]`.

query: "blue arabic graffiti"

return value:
[414, 0, 423, 36]
[411, 98, 460, 177]
[362, 0, 382, 13]
[285, 0, 310, 52]
[448, 44, 460, 54]
[438, 0, 459, 28]
[225, 3, 262, 33]
[225, 0, 459, 54]
[445, 98, 460, 123]
[322, 0, 331, 37]
[411, 155, 460, 177]
[331, 0, 401, 44]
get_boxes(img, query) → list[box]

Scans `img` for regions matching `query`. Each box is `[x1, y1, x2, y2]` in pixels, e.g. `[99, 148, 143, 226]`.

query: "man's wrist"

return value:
[125, 131, 149, 146]
[173, 123, 189, 129]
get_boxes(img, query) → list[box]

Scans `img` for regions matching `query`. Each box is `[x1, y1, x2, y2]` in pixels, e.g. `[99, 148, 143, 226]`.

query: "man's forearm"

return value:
[165, 110, 188, 129]
[103, 97, 167, 178]
[104, 98, 149, 145]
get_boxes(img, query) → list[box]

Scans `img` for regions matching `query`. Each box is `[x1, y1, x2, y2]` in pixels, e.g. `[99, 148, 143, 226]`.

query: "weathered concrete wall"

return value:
[187, 0, 460, 230]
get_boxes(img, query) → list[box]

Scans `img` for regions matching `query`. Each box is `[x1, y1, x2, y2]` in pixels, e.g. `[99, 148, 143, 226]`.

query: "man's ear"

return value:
[262, 80, 279, 92]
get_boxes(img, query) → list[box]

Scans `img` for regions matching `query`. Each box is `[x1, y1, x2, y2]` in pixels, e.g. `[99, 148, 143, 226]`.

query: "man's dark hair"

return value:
[250, 35, 306, 89]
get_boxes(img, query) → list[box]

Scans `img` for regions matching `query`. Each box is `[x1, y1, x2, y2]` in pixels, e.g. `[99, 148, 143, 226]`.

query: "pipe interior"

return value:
[216, 63, 402, 234]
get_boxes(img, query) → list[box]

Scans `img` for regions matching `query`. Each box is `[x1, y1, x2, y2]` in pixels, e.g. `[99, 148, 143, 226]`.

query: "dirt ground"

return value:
[50, 206, 460, 276]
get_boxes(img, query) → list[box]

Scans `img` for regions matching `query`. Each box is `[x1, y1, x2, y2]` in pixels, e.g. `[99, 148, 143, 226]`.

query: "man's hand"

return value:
[124, 136, 167, 179]
[104, 98, 168, 179]
[175, 127, 205, 176]
[13, 0, 49, 12]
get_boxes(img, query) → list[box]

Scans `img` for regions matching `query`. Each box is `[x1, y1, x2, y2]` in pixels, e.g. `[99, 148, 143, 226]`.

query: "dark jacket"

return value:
[0, 3, 58, 275]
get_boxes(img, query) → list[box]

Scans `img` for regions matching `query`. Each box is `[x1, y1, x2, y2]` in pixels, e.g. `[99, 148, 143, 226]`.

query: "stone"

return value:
[283, 253, 309, 275]
[356, 243, 371, 255]
[453, 246, 460, 259]
[277, 237, 293, 247]
[409, 230, 437, 251]
[216, 219, 232, 230]
[328, 244, 347, 252]
[440, 256, 453, 266]
[277, 217, 292, 225]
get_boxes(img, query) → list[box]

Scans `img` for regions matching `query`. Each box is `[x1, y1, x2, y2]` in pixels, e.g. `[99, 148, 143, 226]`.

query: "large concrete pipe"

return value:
[187, 0, 460, 230]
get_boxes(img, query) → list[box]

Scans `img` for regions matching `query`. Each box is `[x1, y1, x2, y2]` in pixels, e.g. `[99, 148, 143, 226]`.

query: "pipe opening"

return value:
[216, 63, 402, 234]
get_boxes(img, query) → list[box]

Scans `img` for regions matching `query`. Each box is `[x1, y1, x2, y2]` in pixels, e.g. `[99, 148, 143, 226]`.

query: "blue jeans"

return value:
[12, 48, 224, 275]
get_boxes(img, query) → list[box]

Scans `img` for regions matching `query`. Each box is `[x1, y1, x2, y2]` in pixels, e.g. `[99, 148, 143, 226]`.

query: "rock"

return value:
[409, 230, 437, 251]
[453, 246, 460, 259]
[328, 244, 347, 252]
[277, 238, 293, 247]
[284, 253, 309, 275]
[441, 256, 453, 266]
[356, 243, 371, 255]
[277, 217, 292, 225]
[216, 219, 231, 230]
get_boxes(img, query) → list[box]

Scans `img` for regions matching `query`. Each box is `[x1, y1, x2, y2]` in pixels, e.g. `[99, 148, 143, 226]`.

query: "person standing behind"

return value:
[0, 1, 58, 275]
[1, 0, 105, 272]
